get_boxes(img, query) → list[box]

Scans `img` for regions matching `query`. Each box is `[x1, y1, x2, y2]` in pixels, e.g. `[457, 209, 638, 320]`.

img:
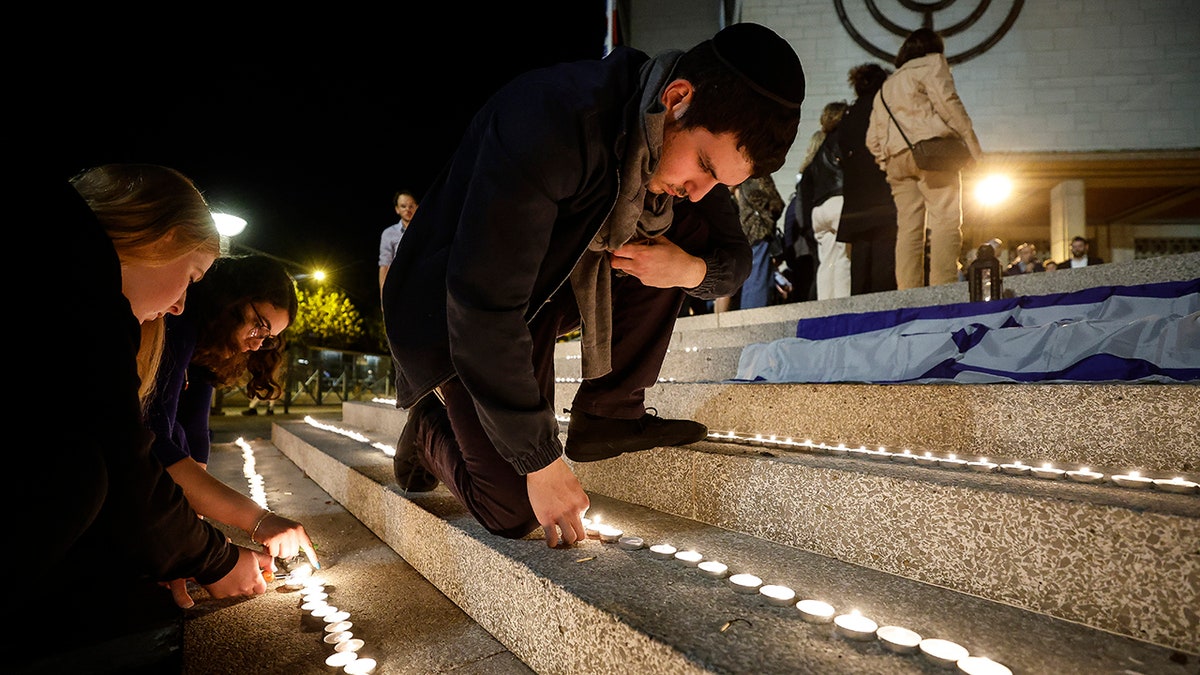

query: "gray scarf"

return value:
[569, 51, 681, 379]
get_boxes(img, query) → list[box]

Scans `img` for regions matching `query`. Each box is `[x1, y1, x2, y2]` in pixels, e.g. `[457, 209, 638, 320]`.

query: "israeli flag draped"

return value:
[735, 279, 1200, 384]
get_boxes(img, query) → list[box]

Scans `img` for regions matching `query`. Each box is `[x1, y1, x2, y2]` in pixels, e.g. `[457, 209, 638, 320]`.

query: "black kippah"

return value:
[711, 23, 805, 110]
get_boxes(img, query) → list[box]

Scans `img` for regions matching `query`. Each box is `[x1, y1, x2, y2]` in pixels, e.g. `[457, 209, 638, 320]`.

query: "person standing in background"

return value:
[836, 63, 897, 295]
[800, 101, 850, 300]
[867, 27, 983, 289]
[730, 175, 785, 310]
[1060, 236, 1105, 268]
[379, 189, 419, 296]
[1004, 242, 1044, 276]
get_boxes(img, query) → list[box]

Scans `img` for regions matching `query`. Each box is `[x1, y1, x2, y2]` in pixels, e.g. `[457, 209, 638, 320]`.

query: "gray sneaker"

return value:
[564, 408, 707, 462]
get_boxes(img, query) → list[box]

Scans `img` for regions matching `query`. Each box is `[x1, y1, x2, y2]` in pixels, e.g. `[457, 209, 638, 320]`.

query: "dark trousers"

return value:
[849, 226, 898, 295]
[419, 218, 711, 539]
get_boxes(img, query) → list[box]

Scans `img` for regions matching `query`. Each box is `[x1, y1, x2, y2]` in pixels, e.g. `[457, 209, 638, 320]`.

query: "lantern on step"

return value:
[968, 244, 1003, 302]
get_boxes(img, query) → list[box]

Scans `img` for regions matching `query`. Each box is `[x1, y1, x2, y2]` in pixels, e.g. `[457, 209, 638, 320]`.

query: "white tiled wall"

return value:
[626, 0, 1200, 191]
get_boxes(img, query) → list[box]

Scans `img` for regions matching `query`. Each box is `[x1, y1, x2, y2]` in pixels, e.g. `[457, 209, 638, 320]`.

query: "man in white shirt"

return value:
[379, 190, 419, 296]
[1061, 236, 1104, 269]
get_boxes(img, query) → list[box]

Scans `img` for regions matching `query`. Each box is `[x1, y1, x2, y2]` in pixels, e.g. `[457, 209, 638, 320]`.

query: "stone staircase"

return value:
[271, 252, 1199, 674]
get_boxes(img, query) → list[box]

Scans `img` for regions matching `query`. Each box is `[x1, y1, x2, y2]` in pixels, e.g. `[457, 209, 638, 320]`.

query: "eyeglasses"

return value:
[248, 304, 280, 350]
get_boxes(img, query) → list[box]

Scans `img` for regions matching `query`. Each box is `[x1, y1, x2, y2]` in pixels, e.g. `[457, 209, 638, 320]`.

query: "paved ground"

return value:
[186, 405, 534, 675]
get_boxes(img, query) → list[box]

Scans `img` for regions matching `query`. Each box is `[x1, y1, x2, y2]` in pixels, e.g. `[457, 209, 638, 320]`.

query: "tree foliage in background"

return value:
[292, 286, 365, 348]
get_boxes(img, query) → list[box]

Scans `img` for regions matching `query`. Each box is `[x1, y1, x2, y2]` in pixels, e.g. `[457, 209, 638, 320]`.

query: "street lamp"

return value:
[212, 212, 247, 255]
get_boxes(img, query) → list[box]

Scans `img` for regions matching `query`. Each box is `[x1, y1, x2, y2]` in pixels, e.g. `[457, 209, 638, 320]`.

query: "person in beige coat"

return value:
[867, 28, 983, 289]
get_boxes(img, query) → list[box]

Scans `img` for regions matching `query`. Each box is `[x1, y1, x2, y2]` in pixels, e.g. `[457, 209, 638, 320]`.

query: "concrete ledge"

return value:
[554, 382, 1199, 473]
[339, 400, 1199, 653]
[271, 417, 1197, 673]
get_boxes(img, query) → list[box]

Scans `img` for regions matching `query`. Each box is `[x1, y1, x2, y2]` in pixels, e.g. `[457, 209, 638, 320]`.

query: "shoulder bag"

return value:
[879, 93, 972, 173]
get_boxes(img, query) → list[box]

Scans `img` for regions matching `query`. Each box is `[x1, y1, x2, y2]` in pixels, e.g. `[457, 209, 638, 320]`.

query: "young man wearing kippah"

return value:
[382, 23, 805, 547]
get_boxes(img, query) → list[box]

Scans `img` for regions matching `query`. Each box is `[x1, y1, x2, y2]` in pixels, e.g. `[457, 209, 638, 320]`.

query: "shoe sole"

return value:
[565, 427, 708, 463]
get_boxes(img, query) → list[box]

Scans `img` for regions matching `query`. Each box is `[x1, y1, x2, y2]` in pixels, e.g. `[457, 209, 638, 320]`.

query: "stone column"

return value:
[1049, 180, 1086, 263]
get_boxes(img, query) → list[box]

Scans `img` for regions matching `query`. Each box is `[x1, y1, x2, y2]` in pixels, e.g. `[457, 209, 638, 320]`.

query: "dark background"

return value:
[44, 5, 609, 320]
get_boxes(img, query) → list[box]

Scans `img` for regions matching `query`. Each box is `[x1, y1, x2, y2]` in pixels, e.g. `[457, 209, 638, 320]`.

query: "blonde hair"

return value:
[71, 164, 220, 409]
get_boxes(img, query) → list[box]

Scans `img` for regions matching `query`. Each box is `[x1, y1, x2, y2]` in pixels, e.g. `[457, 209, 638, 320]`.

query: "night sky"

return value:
[46, 4, 609, 316]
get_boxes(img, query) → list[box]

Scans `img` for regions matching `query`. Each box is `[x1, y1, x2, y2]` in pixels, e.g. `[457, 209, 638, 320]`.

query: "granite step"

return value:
[270, 414, 1197, 673]
[339, 400, 1200, 656]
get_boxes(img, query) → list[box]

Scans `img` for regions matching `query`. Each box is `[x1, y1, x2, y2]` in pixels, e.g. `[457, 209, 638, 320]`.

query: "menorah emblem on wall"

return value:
[834, 0, 1024, 65]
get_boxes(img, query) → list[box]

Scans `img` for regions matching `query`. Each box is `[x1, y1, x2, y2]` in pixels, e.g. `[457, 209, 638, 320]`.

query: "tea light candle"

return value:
[829, 443, 848, 456]
[311, 605, 338, 620]
[727, 573, 763, 594]
[304, 576, 327, 589]
[1112, 471, 1153, 489]
[968, 458, 998, 473]
[796, 599, 835, 623]
[1031, 463, 1065, 479]
[302, 591, 329, 604]
[938, 454, 968, 470]
[833, 611, 878, 641]
[598, 526, 623, 543]
[1066, 467, 1104, 484]
[617, 536, 644, 550]
[334, 638, 365, 653]
[999, 461, 1031, 476]
[915, 452, 939, 467]
[649, 544, 677, 560]
[324, 631, 353, 645]
[283, 564, 313, 589]
[325, 620, 353, 634]
[301, 600, 329, 613]
[759, 584, 796, 607]
[866, 448, 892, 461]
[697, 561, 728, 579]
[920, 638, 969, 667]
[674, 550, 703, 566]
[1153, 477, 1199, 494]
[876, 625, 922, 654]
[325, 651, 357, 670]
[344, 657, 377, 675]
[324, 610, 351, 625]
[891, 449, 916, 464]
[957, 656, 1012, 675]
[584, 517, 602, 538]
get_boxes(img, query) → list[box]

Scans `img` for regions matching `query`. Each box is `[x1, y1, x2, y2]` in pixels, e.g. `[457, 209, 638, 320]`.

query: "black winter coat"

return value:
[382, 47, 749, 474]
[837, 91, 897, 243]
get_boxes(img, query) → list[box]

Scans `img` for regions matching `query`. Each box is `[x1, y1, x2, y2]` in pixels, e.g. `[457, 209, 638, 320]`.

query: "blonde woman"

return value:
[17, 165, 272, 672]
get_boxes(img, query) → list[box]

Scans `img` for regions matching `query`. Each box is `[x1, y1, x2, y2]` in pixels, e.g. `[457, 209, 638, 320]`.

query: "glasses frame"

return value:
[248, 304, 280, 350]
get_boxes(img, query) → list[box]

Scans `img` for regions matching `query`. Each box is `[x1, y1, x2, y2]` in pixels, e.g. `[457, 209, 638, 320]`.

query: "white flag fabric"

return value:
[735, 279, 1200, 384]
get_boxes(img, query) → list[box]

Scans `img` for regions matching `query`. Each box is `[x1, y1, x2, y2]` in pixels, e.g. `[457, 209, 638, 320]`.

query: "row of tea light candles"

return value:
[284, 565, 378, 674]
[703, 431, 1200, 494]
[237, 437, 378, 674]
[366, 407, 1198, 496]
[357, 411, 1200, 496]
[583, 515, 1013, 675]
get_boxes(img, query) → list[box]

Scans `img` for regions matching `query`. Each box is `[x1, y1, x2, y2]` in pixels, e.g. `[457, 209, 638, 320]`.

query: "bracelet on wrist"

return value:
[249, 510, 273, 544]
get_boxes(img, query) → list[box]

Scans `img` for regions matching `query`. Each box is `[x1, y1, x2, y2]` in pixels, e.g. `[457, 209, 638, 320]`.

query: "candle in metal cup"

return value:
[876, 625, 922, 654]
[727, 573, 762, 594]
[834, 611, 878, 641]
[759, 584, 796, 606]
[796, 599, 835, 623]
[919, 638, 969, 667]
[697, 561, 728, 578]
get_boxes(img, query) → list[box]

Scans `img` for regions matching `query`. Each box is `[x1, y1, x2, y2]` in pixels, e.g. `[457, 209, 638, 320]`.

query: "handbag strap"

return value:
[879, 92, 915, 151]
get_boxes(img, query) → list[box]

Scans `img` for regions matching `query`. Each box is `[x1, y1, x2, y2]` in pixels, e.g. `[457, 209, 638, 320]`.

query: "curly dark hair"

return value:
[673, 40, 802, 178]
[848, 62, 891, 99]
[189, 255, 298, 399]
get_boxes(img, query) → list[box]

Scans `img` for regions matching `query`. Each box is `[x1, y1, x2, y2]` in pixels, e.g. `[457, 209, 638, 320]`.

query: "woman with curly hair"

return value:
[146, 254, 318, 608]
